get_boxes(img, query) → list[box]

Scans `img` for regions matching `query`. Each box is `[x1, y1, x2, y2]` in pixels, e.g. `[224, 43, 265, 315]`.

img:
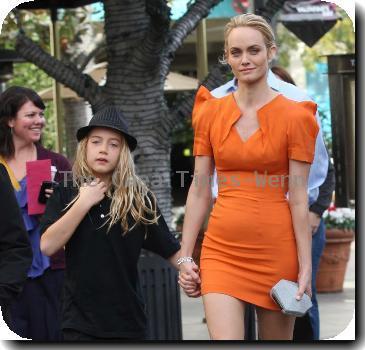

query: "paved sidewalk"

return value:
[317, 240, 355, 340]
[180, 241, 355, 340]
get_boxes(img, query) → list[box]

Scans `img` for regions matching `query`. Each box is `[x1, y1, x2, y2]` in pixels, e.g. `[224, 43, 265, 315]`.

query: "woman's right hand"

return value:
[178, 262, 201, 297]
[78, 178, 107, 209]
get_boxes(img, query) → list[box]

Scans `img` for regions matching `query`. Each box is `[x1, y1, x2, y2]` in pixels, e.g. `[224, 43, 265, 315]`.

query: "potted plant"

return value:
[316, 205, 355, 293]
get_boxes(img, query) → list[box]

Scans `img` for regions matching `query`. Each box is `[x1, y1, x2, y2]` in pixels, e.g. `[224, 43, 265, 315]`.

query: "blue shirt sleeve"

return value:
[268, 70, 329, 202]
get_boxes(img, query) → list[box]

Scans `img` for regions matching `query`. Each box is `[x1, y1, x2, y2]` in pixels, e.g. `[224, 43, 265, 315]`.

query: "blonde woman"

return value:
[178, 14, 319, 340]
[40, 107, 180, 341]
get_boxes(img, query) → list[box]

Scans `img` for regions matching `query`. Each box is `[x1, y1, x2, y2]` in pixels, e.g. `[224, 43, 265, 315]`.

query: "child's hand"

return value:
[179, 273, 201, 298]
[78, 178, 107, 209]
[178, 262, 201, 298]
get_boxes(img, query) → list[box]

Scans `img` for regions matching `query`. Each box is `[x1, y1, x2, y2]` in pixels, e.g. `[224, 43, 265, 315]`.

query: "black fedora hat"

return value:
[76, 106, 137, 151]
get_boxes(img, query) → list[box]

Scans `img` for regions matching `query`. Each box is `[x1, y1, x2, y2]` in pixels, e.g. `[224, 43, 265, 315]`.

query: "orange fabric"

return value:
[191, 86, 319, 311]
[287, 101, 319, 163]
[192, 86, 216, 156]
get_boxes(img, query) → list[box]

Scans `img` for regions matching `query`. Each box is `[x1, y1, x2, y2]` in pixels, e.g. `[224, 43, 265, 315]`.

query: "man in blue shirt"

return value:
[210, 69, 329, 203]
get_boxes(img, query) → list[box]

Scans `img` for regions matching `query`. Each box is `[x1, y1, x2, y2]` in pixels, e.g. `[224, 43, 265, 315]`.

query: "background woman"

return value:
[178, 14, 319, 340]
[0, 86, 71, 340]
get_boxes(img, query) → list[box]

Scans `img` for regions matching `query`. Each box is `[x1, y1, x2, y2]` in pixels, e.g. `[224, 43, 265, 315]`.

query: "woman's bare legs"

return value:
[203, 293, 245, 340]
[256, 306, 296, 340]
[202, 293, 295, 340]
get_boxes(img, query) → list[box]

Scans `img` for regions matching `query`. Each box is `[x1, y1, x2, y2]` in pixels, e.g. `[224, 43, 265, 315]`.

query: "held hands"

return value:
[178, 261, 201, 298]
[78, 178, 107, 209]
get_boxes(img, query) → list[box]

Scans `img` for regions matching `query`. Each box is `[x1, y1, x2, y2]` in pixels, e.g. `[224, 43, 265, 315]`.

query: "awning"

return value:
[278, 0, 341, 47]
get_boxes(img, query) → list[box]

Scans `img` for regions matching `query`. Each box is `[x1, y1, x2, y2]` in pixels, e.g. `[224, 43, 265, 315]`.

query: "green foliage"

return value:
[1, 10, 54, 149]
[318, 109, 332, 156]
[276, 23, 299, 68]
[172, 115, 194, 146]
[9, 62, 55, 149]
[10, 62, 52, 90]
[0, 10, 50, 50]
[59, 8, 89, 41]
[0, 7, 94, 151]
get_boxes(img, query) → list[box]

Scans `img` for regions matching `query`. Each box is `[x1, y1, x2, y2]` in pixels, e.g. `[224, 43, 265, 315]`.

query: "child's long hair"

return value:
[72, 134, 159, 233]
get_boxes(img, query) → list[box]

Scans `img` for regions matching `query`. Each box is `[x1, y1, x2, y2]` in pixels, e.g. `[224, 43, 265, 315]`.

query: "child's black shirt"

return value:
[39, 181, 180, 339]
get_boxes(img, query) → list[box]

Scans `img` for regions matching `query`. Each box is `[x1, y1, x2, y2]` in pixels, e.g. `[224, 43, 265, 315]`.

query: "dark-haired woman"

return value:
[0, 86, 71, 340]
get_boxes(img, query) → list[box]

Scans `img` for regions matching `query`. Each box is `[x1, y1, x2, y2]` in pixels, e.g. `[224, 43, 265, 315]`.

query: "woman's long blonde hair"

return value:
[72, 134, 159, 234]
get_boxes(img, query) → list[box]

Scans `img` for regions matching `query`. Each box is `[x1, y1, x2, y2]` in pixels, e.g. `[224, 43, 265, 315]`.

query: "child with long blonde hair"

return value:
[40, 106, 180, 341]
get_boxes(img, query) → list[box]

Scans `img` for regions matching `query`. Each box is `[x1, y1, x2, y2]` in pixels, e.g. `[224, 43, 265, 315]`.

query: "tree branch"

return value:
[160, 0, 223, 78]
[16, 32, 105, 109]
[132, 0, 171, 75]
[103, 0, 150, 90]
[146, 0, 171, 30]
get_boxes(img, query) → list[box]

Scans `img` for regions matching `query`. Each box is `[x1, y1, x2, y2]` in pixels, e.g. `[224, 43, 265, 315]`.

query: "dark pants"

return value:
[294, 220, 326, 341]
[2, 268, 64, 341]
[63, 328, 140, 342]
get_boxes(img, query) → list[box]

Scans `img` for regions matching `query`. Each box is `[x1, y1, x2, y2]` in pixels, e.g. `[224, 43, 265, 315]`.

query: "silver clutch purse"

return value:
[270, 279, 313, 317]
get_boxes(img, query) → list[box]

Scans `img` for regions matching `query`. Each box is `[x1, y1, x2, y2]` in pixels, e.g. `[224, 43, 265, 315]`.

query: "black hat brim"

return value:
[76, 125, 137, 151]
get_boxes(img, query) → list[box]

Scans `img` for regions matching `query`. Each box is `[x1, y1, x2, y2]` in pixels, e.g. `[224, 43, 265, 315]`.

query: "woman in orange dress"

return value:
[178, 14, 319, 340]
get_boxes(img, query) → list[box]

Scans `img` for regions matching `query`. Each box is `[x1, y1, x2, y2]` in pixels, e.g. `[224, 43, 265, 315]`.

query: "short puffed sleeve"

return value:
[287, 101, 319, 163]
[192, 86, 216, 156]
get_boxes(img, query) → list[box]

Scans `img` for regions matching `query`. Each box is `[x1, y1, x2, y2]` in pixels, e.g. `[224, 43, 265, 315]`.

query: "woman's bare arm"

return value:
[178, 156, 214, 297]
[180, 156, 214, 258]
[288, 159, 312, 300]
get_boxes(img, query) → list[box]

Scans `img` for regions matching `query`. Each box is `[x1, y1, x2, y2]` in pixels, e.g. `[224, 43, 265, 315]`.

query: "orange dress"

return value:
[192, 86, 319, 311]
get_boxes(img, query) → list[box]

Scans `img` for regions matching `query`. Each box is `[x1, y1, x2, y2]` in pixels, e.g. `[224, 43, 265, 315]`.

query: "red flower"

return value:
[328, 203, 337, 212]
[233, 0, 250, 14]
